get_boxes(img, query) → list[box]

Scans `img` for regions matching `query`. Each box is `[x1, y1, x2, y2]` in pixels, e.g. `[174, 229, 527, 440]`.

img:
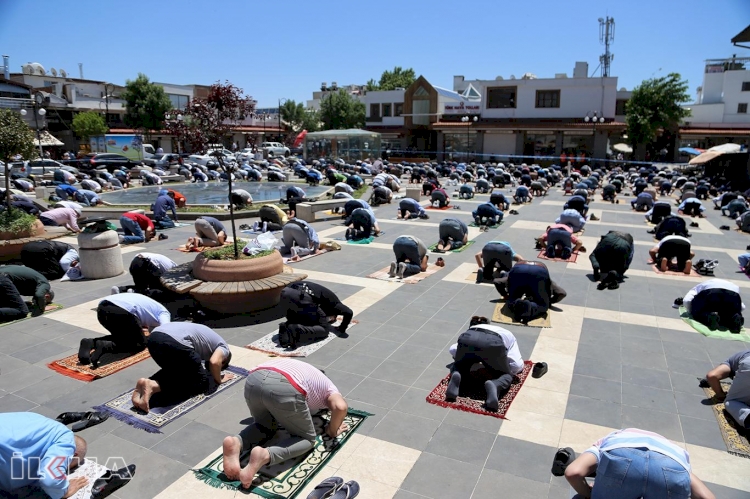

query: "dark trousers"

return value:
[453, 329, 513, 394]
[546, 228, 573, 258]
[154, 216, 175, 229]
[482, 243, 514, 281]
[97, 301, 146, 354]
[129, 255, 163, 292]
[148, 331, 211, 402]
[692, 289, 743, 329]
[393, 237, 422, 276]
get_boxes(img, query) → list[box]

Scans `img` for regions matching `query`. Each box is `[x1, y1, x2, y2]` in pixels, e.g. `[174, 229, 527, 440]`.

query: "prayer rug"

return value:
[678, 307, 750, 341]
[282, 249, 328, 264]
[702, 384, 750, 458]
[241, 230, 282, 236]
[0, 303, 63, 327]
[469, 221, 504, 228]
[425, 361, 533, 419]
[176, 241, 234, 253]
[428, 240, 476, 254]
[426, 205, 451, 210]
[537, 250, 579, 263]
[157, 222, 191, 230]
[367, 264, 442, 284]
[193, 408, 372, 497]
[246, 318, 358, 357]
[67, 458, 110, 499]
[93, 366, 249, 433]
[48, 349, 151, 382]
[650, 264, 701, 277]
[347, 236, 374, 245]
[493, 302, 551, 328]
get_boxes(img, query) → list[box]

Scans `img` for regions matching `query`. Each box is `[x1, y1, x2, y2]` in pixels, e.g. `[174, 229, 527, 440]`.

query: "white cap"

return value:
[449, 343, 457, 359]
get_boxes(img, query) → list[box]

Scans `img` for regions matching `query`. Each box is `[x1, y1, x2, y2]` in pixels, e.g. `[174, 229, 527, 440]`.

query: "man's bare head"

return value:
[70, 435, 87, 471]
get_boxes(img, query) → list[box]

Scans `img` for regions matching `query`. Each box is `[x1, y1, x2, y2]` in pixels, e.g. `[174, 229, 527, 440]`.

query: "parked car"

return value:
[148, 153, 181, 170]
[236, 148, 254, 162]
[261, 142, 290, 157]
[89, 153, 142, 172]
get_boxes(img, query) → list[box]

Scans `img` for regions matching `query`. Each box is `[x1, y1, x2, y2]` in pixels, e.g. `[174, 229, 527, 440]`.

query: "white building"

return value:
[306, 82, 365, 110]
[680, 56, 750, 149]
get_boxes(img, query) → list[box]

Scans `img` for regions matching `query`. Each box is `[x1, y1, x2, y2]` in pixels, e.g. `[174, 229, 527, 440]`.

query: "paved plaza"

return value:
[2, 184, 750, 498]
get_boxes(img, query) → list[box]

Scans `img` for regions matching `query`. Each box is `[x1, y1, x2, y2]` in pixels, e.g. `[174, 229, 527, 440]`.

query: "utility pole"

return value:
[599, 17, 615, 77]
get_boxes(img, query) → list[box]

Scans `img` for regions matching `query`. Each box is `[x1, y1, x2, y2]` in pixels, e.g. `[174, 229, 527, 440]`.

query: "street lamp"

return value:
[103, 83, 114, 125]
[20, 93, 46, 159]
[584, 111, 605, 159]
[461, 115, 477, 161]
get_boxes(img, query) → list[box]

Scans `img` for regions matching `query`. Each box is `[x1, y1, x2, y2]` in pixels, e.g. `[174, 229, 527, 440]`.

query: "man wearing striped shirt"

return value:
[223, 359, 348, 489]
[565, 428, 715, 498]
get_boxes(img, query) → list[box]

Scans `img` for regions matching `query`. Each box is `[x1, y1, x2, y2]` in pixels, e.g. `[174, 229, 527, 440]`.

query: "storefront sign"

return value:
[443, 101, 481, 114]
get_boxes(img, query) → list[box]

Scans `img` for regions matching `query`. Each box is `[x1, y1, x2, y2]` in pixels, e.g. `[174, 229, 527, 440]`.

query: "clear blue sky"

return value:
[1, 0, 749, 107]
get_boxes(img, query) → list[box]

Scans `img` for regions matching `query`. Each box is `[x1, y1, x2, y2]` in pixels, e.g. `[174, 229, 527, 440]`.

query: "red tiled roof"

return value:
[680, 128, 750, 136]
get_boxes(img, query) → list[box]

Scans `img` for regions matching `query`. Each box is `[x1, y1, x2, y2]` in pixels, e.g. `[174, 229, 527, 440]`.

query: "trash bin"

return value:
[78, 229, 124, 279]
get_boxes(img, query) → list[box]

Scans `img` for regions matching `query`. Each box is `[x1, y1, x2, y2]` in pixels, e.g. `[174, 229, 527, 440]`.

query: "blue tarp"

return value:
[679, 147, 703, 156]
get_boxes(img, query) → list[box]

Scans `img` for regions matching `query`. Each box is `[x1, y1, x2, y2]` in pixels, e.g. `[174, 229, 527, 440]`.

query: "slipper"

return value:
[331, 480, 360, 499]
[71, 411, 110, 432]
[551, 447, 575, 477]
[307, 476, 344, 499]
[158, 234, 168, 240]
[56, 412, 87, 425]
[91, 464, 136, 499]
[698, 378, 710, 388]
[532, 362, 548, 378]
[239, 224, 251, 230]
[720, 225, 730, 230]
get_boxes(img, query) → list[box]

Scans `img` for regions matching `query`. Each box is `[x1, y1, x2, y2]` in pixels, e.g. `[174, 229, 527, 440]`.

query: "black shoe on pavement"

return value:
[532, 362, 548, 378]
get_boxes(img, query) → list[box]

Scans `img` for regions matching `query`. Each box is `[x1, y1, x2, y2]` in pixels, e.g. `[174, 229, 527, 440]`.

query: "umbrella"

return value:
[688, 150, 723, 165]
[708, 143, 742, 153]
[678, 147, 703, 156]
[612, 143, 632, 153]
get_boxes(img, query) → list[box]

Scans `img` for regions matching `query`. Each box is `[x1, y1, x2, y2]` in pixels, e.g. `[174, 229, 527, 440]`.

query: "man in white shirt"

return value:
[681, 278, 745, 332]
[79, 293, 170, 368]
[223, 359, 349, 489]
[649, 234, 694, 274]
[446, 317, 524, 411]
[112, 252, 177, 295]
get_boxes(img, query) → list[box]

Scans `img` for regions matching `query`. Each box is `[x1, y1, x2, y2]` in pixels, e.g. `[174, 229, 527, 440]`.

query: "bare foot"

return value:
[133, 378, 154, 412]
[239, 446, 271, 489]
[660, 258, 668, 272]
[222, 436, 242, 480]
[289, 255, 301, 262]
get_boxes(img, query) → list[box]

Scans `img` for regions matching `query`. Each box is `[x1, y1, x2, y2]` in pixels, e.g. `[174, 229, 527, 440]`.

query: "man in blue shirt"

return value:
[678, 197, 705, 218]
[54, 183, 78, 202]
[397, 198, 428, 219]
[75, 189, 103, 207]
[0, 413, 88, 499]
[472, 202, 503, 227]
[152, 189, 178, 229]
[556, 208, 587, 233]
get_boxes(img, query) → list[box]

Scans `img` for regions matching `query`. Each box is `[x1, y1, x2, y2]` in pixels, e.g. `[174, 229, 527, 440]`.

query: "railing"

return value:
[0, 97, 33, 109]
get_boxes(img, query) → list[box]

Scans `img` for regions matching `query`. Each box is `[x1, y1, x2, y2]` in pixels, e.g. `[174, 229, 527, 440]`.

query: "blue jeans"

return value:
[120, 216, 145, 245]
[155, 216, 175, 229]
[739, 253, 750, 269]
[592, 448, 690, 499]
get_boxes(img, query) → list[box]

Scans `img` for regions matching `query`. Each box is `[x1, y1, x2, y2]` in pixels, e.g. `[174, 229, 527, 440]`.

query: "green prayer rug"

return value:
[347, 236, 374, 245]
[468, 221, 504, 228]
[193, 408, 372, 498]
[0, 303, 63, 327]
[679, 307, 750, 342]
[428, 239, 476, 253]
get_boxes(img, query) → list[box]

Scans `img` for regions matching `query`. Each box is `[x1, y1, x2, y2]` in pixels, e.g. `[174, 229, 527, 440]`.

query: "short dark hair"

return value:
[222, 350, 232, 369]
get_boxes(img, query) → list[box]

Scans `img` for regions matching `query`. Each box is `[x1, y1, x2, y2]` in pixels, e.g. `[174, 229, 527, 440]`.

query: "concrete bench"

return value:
[159, 174, 184, 183]
[295, 199, 349, 222]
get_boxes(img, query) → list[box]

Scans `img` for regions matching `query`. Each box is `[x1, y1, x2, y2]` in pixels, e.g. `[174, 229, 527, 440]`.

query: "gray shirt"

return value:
[153, 322, 229, 361]
[724, 349, 750, 403]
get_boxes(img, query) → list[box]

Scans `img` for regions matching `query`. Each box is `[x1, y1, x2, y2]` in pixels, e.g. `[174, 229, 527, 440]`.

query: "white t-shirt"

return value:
[449, 324, 525, 375]
[658, 235, 690, 247]
[136, 252, 177, 273]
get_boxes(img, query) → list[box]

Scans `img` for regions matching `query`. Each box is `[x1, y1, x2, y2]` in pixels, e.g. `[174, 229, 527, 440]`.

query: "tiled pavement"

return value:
[2, 182, 750, 498]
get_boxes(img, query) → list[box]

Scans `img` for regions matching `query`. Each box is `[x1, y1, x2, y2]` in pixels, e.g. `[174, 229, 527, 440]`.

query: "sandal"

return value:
[551, 447, 575, 477]
[91, 464, 136, 498]
[56, 412, 87, 425]
[71, 411, 110, 432]
[331, 480, 360, 499]
[307, 476, 344, 499]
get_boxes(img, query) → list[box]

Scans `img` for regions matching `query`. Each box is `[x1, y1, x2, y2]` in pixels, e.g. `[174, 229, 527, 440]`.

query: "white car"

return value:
[261, 142, 290, 157]
[236, 148, 254, 162]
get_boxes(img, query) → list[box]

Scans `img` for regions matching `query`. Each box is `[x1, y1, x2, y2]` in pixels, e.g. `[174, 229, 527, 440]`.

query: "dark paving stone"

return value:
[621, 406, 683, 442]
[370, 360, 428, 387]
[473, 468, 551, 499]
[441, 405, 503, 434]
[392, 387, 448, 421]
[347, 378, 410, 410]
[570, 375, 621, 404]
[348, 337, 402, 360]
[621, 365, 672, 390]
[484, 436, 557, 483]
[565, 394, 622, 428]
[573, 356, 621, 382]
[151, 421, 229, 466]
[703, 481, 750, 499]
[674, 391, 717, 421]
[389, 344, 441, 368]
[400, 452, 483, 499]
[12, 374, 84, 405]
[679, 415, 728, 452]
[10, 340, 71, 364]
[369, 410, 441, 451]
[116, 449, 189, 499]
[0, 393, 38, 412]
[424, 423, 495, 466]
[329, 352, 383, 377]
[622, 383, 677, 413]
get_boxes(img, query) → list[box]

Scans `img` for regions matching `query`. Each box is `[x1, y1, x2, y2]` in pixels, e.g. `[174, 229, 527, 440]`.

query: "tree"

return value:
[0, 109, 35, 212]
[279, 100, 321, 140]
[121, 73, 172, 139]
[72, 111, 108, 141]
[626, 73, 691, 160]
[319, 90, 365, 130]
[366, 66, 416, 91]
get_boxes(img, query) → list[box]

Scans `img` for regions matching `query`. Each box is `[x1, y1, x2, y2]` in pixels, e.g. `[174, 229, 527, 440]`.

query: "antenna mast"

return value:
[599, 16, 615, 77]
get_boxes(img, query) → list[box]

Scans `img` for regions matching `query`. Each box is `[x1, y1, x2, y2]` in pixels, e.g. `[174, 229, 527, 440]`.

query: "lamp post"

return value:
[20, 93, 46, 159]
[461, 115, 477, 161]
[103, 83, 114, 125]
[278, 98, 288, 145]
[584, 111, 605, 160]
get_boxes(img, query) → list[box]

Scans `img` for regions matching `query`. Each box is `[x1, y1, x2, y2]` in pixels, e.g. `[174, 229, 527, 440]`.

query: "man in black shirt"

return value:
[0, 265, 53, 316]
[277, 281, 353, 348]
[0, 275, 29, 323]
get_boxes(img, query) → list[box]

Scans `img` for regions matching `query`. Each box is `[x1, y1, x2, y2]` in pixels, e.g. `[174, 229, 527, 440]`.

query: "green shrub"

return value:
[0, 210, 37, 236]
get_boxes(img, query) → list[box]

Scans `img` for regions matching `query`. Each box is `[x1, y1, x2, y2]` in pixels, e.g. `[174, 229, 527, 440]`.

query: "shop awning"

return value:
[678, 147, 703, 156]
[34, 131, 64, 147]
[688, 150, 724, 165]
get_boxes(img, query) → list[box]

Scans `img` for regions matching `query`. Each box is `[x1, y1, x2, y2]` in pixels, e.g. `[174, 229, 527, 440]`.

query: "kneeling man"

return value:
[589, 231, 634, 288]
[649, 234, 694, 274]
[683, 279, 745, 333]
[706, 349, 750, 430]
[494, 261, 566, 324]
[278, 281, 354, 348]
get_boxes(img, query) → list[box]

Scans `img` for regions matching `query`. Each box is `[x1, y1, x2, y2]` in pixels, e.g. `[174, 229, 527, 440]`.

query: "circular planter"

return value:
[0, 220, 45, 260]
[78, 229, 124, 279]
[192, 249, 283, 282]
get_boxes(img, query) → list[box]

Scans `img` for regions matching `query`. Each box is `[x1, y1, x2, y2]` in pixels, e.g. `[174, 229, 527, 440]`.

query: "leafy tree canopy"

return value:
[626, 73, 691, 155]
[122, 73, 172, 135]
[72, 111, 108, 141]
[366, 66, 416, 91]
[0, 109, 36, 211]
[319, 90, 365, 130]
[279, 100, 321, 133]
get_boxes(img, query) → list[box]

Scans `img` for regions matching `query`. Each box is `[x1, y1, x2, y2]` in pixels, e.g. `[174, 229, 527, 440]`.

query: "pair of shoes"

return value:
[532, 362, 548, 378]
[388, 262, 397, 277]
[707, 312, 721, 331]
[396, 262, 407, 279]
[475, 269, 484, 284]
[589, 214, 600, 221]
[91, 464, 136, 499]
[481, 226, 489, 232]
[509, 209, 519, 215]
[720, 225, 730, 230]
[240, 224, 251, 230]
[435, 257, 445, 267]
[690, 221, 699, 228]
[158, 233, 168, 240]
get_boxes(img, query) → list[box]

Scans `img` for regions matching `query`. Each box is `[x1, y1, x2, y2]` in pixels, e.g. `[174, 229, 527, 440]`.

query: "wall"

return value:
[483, 132, 517, 155]
[684, 103, 725, 124]
[719, 70, 750, 123]
[700, 72, 725, 104]
[364, 89, 405, 127]
[480, 76, 618, 119]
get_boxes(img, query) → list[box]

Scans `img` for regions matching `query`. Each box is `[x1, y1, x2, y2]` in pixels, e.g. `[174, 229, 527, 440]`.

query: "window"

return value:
[168, 94, 189, 110]
[394, 103, 403, 117]
[370, 103, 380, 119]
[739, 103, 748, 114]
[615, 99, 628, 115]
[487, 87, 516, 108]
[535, 90, 560, 108]
[382, 103, 392, 117]
[742, 82, 750, 91]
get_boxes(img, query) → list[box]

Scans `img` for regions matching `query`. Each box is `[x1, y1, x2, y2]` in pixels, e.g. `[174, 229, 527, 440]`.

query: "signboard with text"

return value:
[443, 101, 481, 114]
